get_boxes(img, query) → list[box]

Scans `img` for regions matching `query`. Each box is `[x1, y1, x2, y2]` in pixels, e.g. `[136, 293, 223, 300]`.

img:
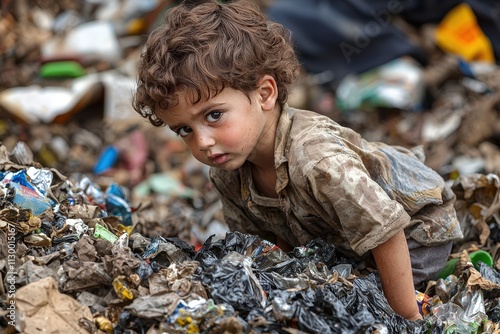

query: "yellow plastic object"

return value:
[435, 3, 495, 63]
[0, 120, 8, 136]
[95, 316, 114, 333]
[415, 290, 442, 316]
[112, 276, 134, 300]
[176, 315, 200, 333]
[116, 223, 134, 235]
[127, 18, 147, 35]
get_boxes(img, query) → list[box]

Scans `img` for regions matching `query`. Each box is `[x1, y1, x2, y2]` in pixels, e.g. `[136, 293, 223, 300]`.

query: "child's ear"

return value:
[257, 75, 278, 111]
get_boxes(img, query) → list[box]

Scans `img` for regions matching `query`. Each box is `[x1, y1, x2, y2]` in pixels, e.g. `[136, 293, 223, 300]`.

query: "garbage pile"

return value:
[0, 0, 228, 246]
[2, 144, 500, 333]
[2, 0, 500, 333]
[279, 1, 500, 178]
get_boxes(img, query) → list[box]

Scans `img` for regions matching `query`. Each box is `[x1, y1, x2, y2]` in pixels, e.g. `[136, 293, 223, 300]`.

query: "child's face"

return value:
[159, 86, 276, 171]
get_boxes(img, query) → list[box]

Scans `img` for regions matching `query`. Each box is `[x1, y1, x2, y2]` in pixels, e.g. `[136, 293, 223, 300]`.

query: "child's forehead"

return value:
[162, 85, 249, 116]
[176, 83, 236, 105]
[177, 86, 213, 105]
[161, 89, 197, 115]
[161, 87, 215, 115]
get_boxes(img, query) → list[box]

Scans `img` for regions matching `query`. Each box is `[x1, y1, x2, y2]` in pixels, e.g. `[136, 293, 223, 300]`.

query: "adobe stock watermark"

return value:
[340, 0, 404, 63]
[5, 222, 18, 328]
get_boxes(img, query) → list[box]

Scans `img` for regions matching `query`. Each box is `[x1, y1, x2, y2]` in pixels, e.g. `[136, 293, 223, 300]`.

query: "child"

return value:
[132, 0, 463, 321]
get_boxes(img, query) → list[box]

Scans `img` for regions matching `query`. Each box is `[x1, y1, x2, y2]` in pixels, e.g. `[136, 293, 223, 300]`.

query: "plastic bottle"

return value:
[437, 250, 493, 279]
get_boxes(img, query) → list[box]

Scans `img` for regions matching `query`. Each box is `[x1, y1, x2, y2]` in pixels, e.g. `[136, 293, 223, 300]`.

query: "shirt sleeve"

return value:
[304, 152, 412, 256]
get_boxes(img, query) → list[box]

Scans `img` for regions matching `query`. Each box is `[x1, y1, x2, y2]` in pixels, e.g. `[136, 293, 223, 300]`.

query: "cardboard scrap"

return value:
[15, 276, 93, 334]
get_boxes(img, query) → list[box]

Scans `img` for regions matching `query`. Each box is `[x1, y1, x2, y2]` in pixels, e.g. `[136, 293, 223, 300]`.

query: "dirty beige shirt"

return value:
[209, 106, 463, 258]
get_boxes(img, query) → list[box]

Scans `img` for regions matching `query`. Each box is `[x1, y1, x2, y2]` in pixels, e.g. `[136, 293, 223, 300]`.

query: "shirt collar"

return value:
[274, 104, 293, 193]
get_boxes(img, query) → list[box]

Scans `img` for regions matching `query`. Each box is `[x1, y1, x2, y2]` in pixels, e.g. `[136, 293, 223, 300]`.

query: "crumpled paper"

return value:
[15, 276, 93, 333]
[453, 173, 500, 245]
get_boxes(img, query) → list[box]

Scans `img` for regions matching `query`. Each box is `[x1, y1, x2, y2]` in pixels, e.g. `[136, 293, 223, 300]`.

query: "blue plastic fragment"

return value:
[93, 146, 119, 174]
[105, 183, 133, 226]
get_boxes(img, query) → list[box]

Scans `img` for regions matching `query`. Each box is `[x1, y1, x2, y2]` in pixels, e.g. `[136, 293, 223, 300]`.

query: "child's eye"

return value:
[207, 111, 222, 123]
[176, 126, 192, 137]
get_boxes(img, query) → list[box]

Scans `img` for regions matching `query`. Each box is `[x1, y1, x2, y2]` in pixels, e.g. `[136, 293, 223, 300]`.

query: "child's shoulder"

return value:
[278, 107, 361, 174]
[285, 107, 358, 144]
[283, 108, 359, 151]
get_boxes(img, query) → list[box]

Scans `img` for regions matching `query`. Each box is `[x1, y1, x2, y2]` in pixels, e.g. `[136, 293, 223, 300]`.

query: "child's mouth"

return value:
[211, 153, 228, 165]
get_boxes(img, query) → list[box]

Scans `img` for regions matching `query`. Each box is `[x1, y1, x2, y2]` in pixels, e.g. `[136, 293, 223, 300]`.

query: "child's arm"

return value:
[371, 230, 423, 321]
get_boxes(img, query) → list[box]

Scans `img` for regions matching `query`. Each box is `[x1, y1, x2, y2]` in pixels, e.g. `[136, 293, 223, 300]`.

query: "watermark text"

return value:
[5, 222, 17, 327]
[340, 0, 404, 63]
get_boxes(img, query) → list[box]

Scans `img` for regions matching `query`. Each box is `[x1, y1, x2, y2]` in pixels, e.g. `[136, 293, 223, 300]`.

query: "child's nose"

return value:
[195, 130, 215, 150]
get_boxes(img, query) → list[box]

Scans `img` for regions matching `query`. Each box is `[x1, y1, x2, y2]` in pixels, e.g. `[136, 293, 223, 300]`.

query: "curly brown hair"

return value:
[133, 0, 300, 127]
